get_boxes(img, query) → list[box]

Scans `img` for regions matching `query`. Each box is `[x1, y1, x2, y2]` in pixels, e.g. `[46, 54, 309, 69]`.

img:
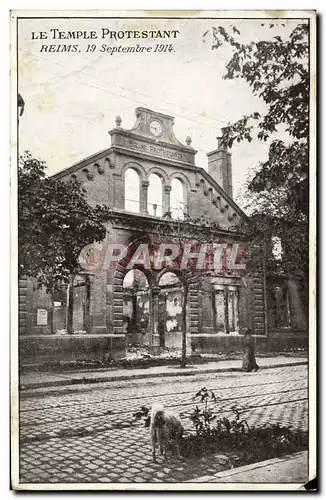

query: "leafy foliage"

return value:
[184, 386, 307, 461]
[212, 23, 309, 148]
[190, 387, 218, 436]
[208, 21, 309, 284]
[18, 151, 111, 291]
[190, 387, 250, 439]
[181, 421, 307, 463]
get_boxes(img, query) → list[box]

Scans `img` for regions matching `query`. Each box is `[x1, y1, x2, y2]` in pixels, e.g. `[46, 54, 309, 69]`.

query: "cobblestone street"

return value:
[19, 365, 308, 484]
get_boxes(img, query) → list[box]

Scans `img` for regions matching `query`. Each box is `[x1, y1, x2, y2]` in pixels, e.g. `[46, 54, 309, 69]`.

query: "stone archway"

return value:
[111, 236, 198, 355]
[157, 272, 184, 349]
[112, 237, 155, 337]
[122, 269, 150, 346]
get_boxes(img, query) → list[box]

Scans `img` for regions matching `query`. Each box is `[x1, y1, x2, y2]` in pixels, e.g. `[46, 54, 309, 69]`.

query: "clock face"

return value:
[149, 120, 163, 137]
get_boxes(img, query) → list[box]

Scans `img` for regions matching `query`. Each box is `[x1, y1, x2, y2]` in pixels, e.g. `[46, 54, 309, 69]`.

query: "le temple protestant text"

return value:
[31, 29, 179, 54]
[31, 29, 181, 41]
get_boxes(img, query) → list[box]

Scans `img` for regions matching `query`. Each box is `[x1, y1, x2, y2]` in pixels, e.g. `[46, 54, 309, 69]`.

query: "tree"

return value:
[237, 182, 309, 284]
[151, 215, 244, 367]
[18, 151, 111, 292]
[208, 21, 309, 283]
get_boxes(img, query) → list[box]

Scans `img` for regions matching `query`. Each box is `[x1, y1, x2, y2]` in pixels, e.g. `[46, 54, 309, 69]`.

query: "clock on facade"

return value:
[149, 120, 163, 137]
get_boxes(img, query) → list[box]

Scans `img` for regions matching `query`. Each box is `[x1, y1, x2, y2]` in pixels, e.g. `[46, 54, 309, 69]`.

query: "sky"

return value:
[17, 15, 306, 208]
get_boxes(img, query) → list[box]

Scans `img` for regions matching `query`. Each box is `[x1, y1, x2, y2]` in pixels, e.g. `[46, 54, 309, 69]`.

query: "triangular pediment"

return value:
[109, 107, 197, 166]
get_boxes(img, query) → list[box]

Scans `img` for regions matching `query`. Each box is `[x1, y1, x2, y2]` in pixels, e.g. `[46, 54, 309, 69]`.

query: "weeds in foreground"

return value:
[190, 387, 250, 438]
[132, 386, 308, 462]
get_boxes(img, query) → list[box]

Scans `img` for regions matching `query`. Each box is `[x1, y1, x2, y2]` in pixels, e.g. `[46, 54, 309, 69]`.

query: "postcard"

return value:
[10, 9, 316, 491]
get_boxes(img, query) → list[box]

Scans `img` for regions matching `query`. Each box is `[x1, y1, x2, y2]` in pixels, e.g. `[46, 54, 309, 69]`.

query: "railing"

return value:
[124, 198, 188, 220]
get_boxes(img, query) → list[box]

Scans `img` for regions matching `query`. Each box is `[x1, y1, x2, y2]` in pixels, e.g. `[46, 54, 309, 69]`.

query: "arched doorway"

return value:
[123, 269, 151, 346]
[158, 272, 184, 348]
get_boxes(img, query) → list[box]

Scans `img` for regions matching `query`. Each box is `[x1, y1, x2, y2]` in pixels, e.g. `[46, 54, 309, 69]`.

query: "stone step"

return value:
[112, 306, 123, 313]
[189, 308, 199, 314]
[113, 327, 124, 334]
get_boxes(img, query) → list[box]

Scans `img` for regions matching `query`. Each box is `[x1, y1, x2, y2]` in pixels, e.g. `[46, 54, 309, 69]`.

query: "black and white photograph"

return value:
[10, 9, 316, 490]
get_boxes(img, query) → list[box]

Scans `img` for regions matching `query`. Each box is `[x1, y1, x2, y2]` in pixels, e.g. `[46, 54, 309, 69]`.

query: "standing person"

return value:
[242, 328, 259, 372]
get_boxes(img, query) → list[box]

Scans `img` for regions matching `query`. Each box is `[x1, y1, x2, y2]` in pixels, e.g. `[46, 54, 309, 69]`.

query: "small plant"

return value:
[229, 405, 250, 433]
[189, 387, 252, 440]
[181, 386, 309, 463]
[193, 387, 217, 408]
[190, 387, 218, 437]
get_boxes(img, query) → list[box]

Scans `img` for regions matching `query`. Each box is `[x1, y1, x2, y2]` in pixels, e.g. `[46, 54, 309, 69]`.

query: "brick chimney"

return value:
[207, 129, 233, 198]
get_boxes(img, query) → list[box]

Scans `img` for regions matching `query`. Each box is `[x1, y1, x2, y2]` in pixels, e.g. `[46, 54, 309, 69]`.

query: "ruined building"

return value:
[19, 108, 308, 366]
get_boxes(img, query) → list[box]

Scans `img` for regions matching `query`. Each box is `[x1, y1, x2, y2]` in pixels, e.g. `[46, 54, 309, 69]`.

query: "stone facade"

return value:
[19, 107, 308, 367]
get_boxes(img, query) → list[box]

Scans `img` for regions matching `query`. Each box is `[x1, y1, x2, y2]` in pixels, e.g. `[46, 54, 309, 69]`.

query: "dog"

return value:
[150, 403, 183, 462]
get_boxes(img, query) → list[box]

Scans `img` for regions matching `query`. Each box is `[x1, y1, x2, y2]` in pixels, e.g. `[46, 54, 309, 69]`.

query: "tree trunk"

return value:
[181, 283, 188, 368]
[262, 238, 269, 339]
[67, 279, 74, 334]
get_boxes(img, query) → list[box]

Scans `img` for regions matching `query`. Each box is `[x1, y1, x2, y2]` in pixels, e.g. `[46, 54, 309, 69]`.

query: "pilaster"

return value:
[140, 180, 149, 215]
[163, 185, 172, 217]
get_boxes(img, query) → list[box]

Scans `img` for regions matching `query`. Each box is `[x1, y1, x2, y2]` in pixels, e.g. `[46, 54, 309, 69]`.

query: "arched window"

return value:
[159, 272, 181, 287]
[148, 174, 163, 217]
[125, 168, 140, 213]
[170, 178, 184, 220]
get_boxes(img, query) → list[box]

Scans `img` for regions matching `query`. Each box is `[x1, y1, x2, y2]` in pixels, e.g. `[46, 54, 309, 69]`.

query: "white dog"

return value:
[150, 403, 183, 462]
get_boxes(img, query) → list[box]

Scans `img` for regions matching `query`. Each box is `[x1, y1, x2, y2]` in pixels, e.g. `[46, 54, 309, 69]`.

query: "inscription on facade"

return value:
[117, 136, 192, 164]
[37, 308, 48, 326]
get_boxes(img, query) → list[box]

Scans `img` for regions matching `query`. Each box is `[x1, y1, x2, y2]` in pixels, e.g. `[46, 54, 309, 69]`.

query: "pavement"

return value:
[16, 362, 310, 487]
[188, 451, 309, 485]
[19, 355, 307, 392]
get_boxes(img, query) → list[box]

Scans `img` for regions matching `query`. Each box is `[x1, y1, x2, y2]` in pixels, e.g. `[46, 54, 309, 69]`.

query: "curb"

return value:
[186, 451, 308, 483]
[20, 360, 307, 391]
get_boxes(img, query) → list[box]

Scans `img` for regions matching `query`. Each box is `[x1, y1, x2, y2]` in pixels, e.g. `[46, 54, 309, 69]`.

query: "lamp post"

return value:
[17, 94, 25, 153]
[17, 93, 25, 122]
